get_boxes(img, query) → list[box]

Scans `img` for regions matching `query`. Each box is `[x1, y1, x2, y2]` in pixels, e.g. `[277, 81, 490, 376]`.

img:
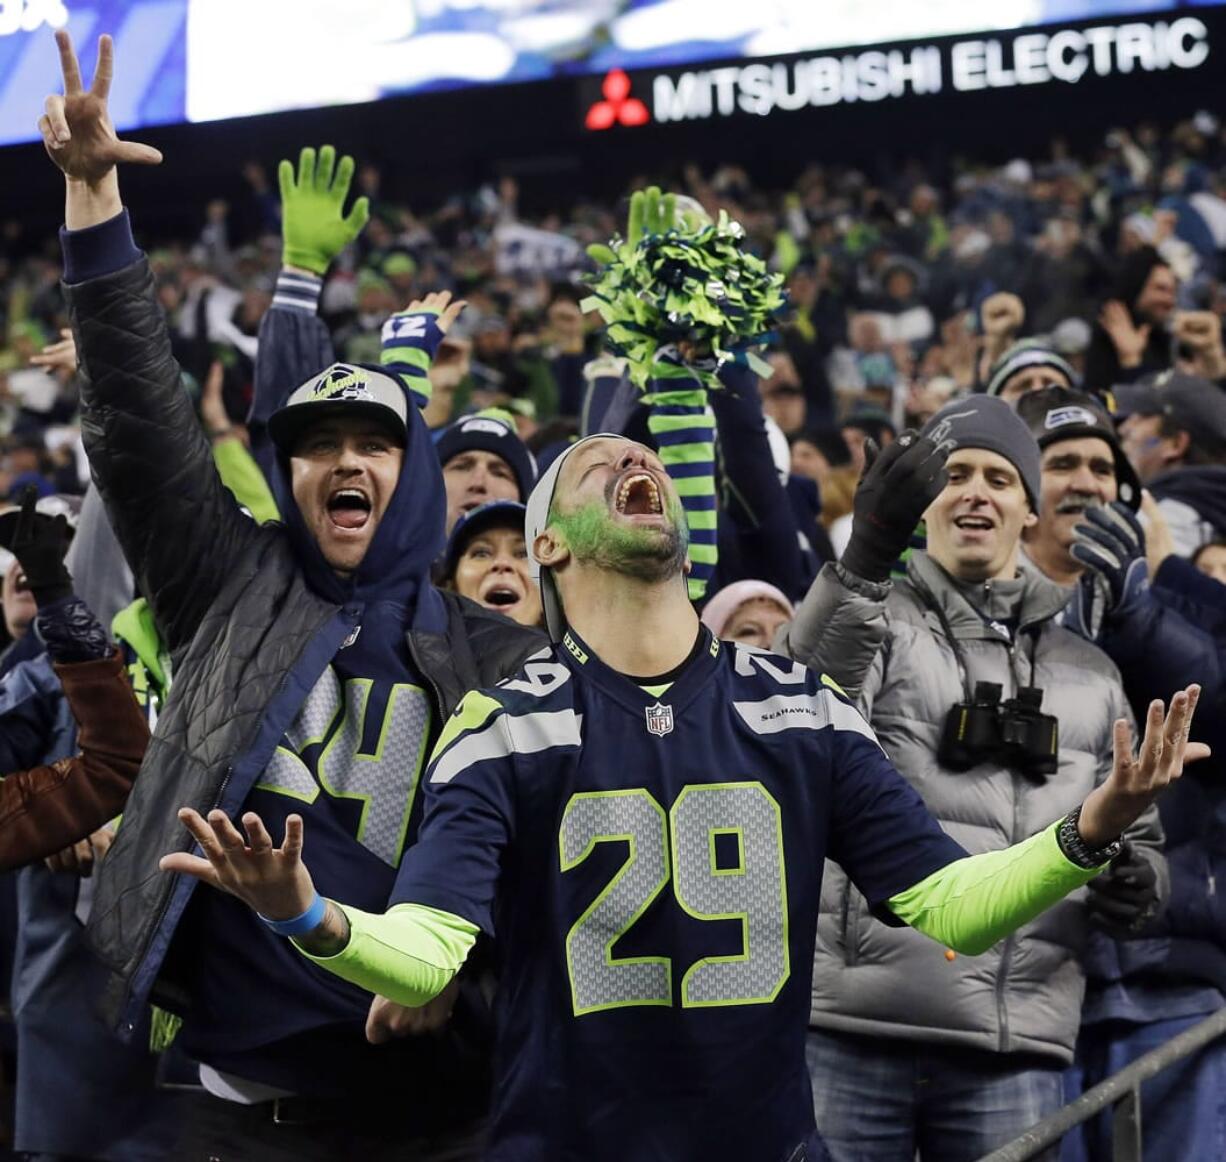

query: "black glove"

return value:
[1086, 841, 1162, 938]
[839, 431, 949, 583]
[7, 485, 72, 606]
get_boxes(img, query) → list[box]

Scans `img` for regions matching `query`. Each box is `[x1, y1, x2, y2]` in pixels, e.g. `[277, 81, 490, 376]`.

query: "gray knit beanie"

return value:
[920, 395, 1042, 511]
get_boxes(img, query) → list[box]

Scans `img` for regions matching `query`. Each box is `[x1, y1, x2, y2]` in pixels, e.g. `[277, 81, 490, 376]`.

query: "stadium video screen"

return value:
[0, 0, 1220, 146]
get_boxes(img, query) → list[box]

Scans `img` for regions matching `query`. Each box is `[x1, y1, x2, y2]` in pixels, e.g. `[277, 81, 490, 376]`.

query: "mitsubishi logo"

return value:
[585, 69, 649, 130]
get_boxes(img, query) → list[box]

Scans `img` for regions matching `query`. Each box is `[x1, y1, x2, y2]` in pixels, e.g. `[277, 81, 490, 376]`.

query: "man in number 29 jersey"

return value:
[164, 435, 1205, 1162]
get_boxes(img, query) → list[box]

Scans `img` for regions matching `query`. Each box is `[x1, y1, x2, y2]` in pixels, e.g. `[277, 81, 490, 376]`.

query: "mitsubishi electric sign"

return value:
[584, 15, 1211, 129]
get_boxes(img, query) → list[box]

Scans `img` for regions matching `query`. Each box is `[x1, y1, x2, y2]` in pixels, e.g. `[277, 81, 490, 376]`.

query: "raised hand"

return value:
[6, 485, 72, 605]
[381, 290, 468, 409]
[1079, 685, 1209, 847]
[401, 290, 467, 336]
[198, 361, 230, 436]
[1070, 502, 1150, 619]
[28, 328, 78, 375]
[588, 185, 679, 265]
[1099, 300, 1151, 370]
[278, 145, 370, 275]
[839, 431, 949, 583]
[980, 292, 1025, 340]
[160, 808, 317, 923]
[38, 30, 162, 185]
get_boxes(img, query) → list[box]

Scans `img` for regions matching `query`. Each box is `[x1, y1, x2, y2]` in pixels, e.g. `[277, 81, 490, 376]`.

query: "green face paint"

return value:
[550, 495, 688, 582]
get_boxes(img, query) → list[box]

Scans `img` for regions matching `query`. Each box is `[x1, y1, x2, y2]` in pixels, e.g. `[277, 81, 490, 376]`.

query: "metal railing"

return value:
[979, 1007, 1226, 1162]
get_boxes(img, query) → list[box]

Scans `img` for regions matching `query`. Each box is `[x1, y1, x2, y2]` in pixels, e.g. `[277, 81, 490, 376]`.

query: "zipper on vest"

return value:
[994, 773, 1026, 1051]
[841, 885, 859, 966]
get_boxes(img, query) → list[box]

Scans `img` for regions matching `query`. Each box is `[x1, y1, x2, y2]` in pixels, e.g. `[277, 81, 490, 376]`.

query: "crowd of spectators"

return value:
[3, 53, 1226, 1161]
[4, 114, 1226, 538]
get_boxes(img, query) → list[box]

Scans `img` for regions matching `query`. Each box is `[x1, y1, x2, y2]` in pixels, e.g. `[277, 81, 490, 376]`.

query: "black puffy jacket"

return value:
[67, 259, 543, 1039]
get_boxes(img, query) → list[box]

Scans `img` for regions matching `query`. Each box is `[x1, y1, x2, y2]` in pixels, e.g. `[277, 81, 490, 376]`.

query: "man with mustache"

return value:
[1015, 386, 1141, 588]
[163, 428, 1202, 1162]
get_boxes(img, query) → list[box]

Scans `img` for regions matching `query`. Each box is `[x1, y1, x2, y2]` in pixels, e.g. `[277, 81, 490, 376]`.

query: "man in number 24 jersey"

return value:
[164, 435, 1205, 1162]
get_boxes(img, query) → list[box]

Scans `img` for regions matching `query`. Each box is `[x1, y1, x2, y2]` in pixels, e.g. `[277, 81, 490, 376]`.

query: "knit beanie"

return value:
[435, 409, 537, 502]
[920, 395, 1042, 511]
[700, 581, 795, 638]
[985, 340, 1077, 398]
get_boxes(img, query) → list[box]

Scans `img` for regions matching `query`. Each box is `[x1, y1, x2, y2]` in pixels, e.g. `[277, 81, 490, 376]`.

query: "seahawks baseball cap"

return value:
[525, 434, 618, 641]
[1113, 371, 1226, 455]
[435, 410, 537, 501]
[1015, 385, 1141, 510]
[442, 500, 527, 579]
[267, 363, 409, 455]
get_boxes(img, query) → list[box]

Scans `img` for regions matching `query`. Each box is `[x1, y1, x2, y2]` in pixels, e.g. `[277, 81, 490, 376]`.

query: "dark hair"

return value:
[548, 283, 584, 309]
[791, 428, 852, 467]
[1192, 538, 1226, 568]
[1159, 415, 1226, 466]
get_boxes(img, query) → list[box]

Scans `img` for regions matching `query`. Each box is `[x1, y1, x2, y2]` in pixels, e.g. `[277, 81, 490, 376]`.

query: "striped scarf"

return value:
[645, 355, 717, 601]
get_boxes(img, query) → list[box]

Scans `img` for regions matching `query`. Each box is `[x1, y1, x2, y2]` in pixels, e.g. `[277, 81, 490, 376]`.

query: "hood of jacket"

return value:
[270, 385, 446, 631]
[1149, 465, 1226, 536]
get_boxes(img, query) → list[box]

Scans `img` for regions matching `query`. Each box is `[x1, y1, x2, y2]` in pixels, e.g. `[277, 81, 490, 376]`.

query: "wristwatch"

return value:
[1057, 806, 1124, 869]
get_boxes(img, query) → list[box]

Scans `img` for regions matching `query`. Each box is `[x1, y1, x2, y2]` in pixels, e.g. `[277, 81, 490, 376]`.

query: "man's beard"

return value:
[551, 498, 689, 583]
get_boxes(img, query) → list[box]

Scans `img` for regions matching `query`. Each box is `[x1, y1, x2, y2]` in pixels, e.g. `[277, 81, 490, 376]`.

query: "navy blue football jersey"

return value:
[392, 627, 965, 1161]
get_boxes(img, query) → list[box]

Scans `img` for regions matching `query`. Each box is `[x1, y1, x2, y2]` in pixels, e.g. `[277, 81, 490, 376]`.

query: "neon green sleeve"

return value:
[211, 438, 280, 525]
[294, 901, 478, 1006]
[887, 822, 1106, 956]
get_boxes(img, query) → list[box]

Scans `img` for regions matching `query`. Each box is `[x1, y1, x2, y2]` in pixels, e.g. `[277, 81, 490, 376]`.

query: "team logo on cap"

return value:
[1044, 406, 1099, 430]
[926, 407, 977, 449]
[645, 701, 674, 737]
[461, 418, 509, 438]
[312, 366, 375, 403]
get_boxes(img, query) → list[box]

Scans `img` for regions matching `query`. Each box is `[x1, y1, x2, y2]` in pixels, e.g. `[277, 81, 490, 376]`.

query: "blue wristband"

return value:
[258, 892, 327, 937]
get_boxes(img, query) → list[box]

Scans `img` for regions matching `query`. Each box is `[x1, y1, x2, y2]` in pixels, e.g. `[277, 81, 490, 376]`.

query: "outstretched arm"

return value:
[887, 686, 1206, 954]
[42, 31, 259, 651]
[160, 690, 515, 1011]
[249, 145, 368, 474]
[158, 807, 477, 1009]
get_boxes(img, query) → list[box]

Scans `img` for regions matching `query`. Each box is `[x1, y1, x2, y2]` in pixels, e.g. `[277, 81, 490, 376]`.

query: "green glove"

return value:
[278, 145, 371, 275]
[587, 185, 678, 266]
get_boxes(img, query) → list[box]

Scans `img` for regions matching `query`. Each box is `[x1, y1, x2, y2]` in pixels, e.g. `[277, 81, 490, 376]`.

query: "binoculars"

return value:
[938, 681, 1059, 781]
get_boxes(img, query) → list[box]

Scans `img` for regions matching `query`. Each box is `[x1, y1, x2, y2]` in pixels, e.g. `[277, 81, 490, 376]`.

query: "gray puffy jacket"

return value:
[783, 554, 1167, 1064]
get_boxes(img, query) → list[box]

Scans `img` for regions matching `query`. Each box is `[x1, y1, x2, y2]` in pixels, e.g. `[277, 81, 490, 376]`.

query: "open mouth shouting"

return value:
[478, 574, 528, 614]
[612, 471, 665, 523]
[327, 487, 373, 532]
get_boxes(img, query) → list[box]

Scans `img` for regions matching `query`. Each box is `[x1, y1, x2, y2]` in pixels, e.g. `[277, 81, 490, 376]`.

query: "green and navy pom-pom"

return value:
[581, 211, 787, 388]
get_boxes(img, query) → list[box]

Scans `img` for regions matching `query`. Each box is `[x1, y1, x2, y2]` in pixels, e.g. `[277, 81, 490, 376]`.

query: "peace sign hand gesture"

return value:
[39, 29, 162, 186]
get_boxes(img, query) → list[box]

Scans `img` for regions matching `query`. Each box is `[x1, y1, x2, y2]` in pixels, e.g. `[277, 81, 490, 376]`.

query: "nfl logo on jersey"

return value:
[644, 702, 674, 737]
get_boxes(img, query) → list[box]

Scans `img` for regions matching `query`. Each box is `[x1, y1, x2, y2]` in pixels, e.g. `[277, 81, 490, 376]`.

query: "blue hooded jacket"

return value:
[1084, 585, 1226, 1022]
[167, 386, 486, 1096]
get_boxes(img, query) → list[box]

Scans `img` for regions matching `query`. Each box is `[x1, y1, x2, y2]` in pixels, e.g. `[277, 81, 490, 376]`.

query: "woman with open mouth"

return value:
[441, 500, 543, 629]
